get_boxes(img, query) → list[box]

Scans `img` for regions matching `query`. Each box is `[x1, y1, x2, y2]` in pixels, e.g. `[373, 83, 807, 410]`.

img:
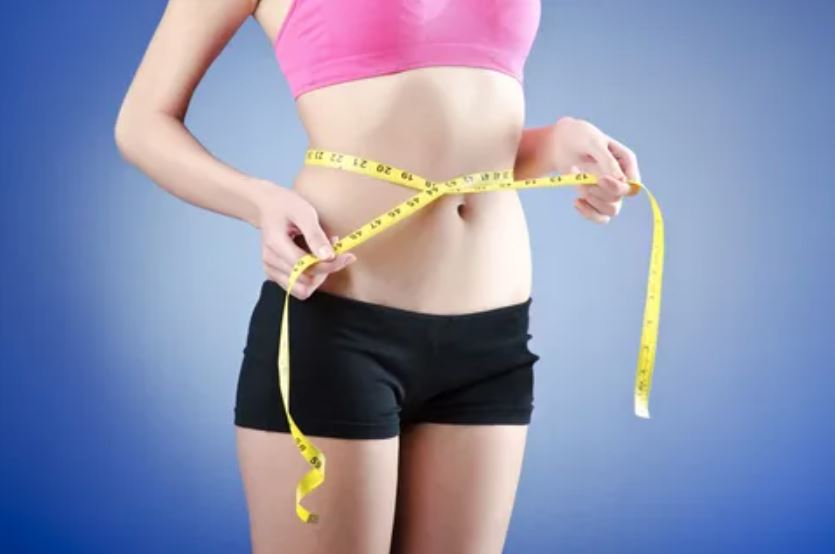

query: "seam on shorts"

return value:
[234, 408, 401, 439]
[407, 406, 534, 425]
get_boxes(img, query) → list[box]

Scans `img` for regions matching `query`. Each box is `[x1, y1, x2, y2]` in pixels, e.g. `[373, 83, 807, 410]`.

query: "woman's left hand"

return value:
[547, 116, 641, 224]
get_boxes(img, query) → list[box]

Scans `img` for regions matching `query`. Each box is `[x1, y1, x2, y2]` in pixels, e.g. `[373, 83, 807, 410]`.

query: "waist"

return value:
[291, 158, 534, 314]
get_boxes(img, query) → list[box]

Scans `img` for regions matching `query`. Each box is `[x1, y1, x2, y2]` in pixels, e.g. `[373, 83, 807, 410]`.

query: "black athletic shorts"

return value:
[234, 279, 541, 439]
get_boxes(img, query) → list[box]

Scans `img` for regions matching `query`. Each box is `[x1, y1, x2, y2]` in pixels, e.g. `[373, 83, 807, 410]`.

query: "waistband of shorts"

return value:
[264, 279, 532, 323]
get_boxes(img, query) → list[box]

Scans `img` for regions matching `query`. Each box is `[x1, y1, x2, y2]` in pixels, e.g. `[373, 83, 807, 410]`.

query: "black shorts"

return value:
[234, 280, 541, 439]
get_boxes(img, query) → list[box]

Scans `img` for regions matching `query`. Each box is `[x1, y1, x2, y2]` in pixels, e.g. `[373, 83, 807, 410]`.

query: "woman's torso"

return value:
[254, 0, 533, 314]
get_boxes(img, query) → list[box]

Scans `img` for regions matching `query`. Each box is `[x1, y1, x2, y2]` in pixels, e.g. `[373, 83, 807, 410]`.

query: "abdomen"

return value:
[290, 65, 534, 313]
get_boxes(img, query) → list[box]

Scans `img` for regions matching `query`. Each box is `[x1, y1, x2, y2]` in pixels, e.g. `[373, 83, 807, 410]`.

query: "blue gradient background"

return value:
[2, 1, 833, 552]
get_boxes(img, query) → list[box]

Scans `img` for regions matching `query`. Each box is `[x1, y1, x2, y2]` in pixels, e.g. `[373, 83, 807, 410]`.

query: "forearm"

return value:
[114, 112, 271, 229]
[513, 123, 559, 180]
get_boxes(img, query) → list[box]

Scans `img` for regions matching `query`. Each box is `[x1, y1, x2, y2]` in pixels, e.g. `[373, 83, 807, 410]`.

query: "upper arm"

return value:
[117, 0, 258, 124]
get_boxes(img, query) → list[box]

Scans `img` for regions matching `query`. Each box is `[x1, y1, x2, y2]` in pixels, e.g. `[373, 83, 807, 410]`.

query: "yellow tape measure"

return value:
[278, 148, 665, 523]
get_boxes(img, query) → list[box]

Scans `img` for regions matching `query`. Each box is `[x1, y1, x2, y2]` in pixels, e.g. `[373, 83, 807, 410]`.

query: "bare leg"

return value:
[391, 423, 529, 554]
[236, 426, 400, 554]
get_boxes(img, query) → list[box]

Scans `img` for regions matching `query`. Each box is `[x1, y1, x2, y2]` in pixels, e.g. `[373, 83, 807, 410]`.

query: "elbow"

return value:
[114, 101, 163, 165]
[114, 110, 141, 165]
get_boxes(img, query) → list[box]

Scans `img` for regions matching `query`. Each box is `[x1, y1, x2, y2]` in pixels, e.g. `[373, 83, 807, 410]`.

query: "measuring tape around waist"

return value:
[278, 148, 665, 523]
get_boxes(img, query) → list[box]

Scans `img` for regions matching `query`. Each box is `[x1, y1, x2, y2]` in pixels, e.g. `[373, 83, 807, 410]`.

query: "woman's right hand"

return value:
[255, 181, 356, 300]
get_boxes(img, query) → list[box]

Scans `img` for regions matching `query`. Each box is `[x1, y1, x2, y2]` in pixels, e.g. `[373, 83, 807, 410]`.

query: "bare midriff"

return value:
[256, 9, 533, 315]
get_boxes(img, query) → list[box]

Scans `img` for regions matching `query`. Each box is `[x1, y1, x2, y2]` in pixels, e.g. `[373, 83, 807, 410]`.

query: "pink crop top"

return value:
[273, 0, 541, 99]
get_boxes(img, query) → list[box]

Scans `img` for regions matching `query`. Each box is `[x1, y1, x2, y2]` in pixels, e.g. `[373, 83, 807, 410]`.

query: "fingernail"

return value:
[318, 245, 334, 259]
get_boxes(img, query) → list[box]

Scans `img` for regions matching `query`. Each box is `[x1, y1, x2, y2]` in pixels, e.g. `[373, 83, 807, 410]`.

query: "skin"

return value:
[114, 1, 641, 552]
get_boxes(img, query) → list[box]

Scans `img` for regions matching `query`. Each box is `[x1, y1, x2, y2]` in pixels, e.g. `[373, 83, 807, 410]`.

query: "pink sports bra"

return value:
[273, 0, 541, 99]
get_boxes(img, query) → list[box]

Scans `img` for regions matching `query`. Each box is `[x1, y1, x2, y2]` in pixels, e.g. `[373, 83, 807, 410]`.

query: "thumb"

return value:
[291, 209, 335, 261]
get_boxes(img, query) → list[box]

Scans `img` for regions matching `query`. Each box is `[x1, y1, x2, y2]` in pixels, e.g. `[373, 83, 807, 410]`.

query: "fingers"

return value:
[608, 137, 641, 182]
[264, 264, 313, 300]
[574, 137, 630, 209]
[574, 197, 611, 224]
[585, 135, 627, 183]
[575, 183, 621, 220]
[571, 160, 625, 224]
[265, 221, 310, 264]
[289, 205, 336, 261]
[306, 235, 356, 275]
[607, 137, 641, 196]
[576, 127, 641, 200]
[301, 235, 355, 292]
[261, 223, 318, 299]
[305, 255, 356, 275]
[579, 180, 624, 217]
[262, 238, 313, 300]
[264, 234, 357, 300]
[579, 174, 630, 203]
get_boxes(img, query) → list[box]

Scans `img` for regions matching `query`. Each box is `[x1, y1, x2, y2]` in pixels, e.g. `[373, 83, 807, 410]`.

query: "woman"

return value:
[114, 0, 640, 552]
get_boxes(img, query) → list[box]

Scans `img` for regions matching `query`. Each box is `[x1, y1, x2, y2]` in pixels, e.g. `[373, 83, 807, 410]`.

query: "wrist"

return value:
[515, 124, 562, 179]
[244, 176, 275, 230]
[543, 117, 574, 174]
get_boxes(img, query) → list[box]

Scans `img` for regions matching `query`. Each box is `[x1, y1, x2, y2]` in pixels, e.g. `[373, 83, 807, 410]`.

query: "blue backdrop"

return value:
[2, 1, 833, 552]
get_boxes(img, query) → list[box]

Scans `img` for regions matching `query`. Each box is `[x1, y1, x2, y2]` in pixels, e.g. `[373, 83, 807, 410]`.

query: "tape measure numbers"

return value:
[277, 148, 665, 523]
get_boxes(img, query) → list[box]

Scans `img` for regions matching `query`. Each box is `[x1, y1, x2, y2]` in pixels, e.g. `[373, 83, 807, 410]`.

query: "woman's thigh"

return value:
[236, 427, 400, 554]
[391, 422, 529, 554]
